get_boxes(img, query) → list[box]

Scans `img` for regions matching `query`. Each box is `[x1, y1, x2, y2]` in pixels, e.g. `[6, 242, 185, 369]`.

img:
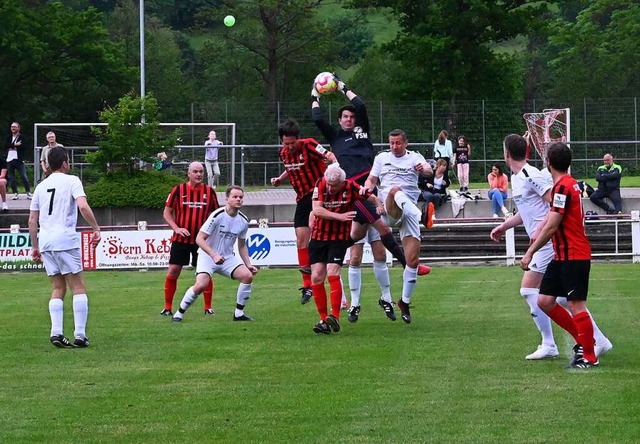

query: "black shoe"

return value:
[50, 334, 74, 348]
[312, 320, 331, 334]
[325, 314, 341, 332]
[160, 309, 173, 316]
[299, 287, 313, 305]
[233, 314, 255, 321]
[571, 344, 584, 366]
[571, 357, 599, 369]
[348, 305, 361, 323]
[378, 298, 397, 321]
[172, 316, 183, 323]
[73, 336, 90, 348]
[204, 309, 215, 316]
[397, 299, 412, 324]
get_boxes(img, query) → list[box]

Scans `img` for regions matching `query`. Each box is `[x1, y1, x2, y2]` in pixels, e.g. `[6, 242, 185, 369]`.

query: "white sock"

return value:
[401, 266, 418, 304]
[340, 276, 348, 305]
[373, 260, 392, 302]
[501, 206, 509, 216]
[521, 288, 555, 347]
[348, 265, 361, 307]
[393, 190, 411, 209]
[235, 283, 252, 316]
[72, 294, 88, 339]
[176, 287, 199, 318]
[49, 299, 64, 336]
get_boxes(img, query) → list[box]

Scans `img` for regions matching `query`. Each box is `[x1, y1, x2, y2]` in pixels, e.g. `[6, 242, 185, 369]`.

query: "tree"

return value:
[0, 0, 135, 125]
[87, 93, 177, 174]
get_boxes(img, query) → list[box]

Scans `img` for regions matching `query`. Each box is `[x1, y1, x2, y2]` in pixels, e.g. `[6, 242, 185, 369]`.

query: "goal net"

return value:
[522, 108, 570, 164]
[33, 122, 236, 184]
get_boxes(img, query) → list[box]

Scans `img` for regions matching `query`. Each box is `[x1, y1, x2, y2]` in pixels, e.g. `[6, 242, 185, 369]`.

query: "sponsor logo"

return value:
[247, 233, 271, 260]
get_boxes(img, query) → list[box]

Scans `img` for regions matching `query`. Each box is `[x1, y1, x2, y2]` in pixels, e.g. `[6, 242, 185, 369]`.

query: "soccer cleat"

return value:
[595, 338, 613, 357]
[325, 314, 341, 333]
[299, 287, 313, 305]
[27, 192, 33, 199]
[423, 202, 435, 229]
[347, 305, 361, 323]
[397, 299, 412, 324]
[571, 344, 584, 366]
[378, 298, 397, 321]
[12, 193, 19, 200]
[341, 299, 349, 310]
[417, 264, 431, 276]
[73, 336, 90, 348]
[312, 320, 331, 334]
[204, 309, 215, 316]
[571, 357, 599, 369]
[233, 314, 255, 321]
[525, 344, 559, 360]
[50, 334, 74, 348]
[159, 309, 173, 316]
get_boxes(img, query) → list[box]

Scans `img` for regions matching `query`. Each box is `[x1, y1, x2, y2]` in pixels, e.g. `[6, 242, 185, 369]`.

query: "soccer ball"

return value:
[313, 72, 338, 95]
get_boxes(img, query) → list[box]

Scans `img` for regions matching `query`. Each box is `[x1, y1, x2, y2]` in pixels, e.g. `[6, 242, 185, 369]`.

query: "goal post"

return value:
[33, 122, 236, 184]
[522, 108, 570, 165]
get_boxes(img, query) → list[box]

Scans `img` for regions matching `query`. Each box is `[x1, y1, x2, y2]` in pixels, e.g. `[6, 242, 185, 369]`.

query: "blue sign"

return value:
[246, 233, 271, 260]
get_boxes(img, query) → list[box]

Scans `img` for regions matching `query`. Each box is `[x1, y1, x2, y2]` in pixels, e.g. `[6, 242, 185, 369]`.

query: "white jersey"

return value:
[371, 150, 426, 203]
[199, 207, 249, 258]
[511, 163, 552, 237]
[30, 172, 85, 252]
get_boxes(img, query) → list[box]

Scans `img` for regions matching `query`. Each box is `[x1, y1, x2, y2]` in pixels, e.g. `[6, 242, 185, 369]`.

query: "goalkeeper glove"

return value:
[332, 73, 349, 94]
[311, 84, 321, 102]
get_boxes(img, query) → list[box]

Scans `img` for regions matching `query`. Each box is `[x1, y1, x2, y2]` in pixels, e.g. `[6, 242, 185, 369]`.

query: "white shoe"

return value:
[525, 344, 559, 360]
[27, 192, 33, 199]
[595, 338, 613, 357]
[12, 193, 19, 200]
[492, 213, 500, 218]
[1, 202, 8, 211]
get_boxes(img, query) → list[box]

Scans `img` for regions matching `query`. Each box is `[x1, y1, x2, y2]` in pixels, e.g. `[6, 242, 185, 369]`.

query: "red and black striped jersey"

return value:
[311, 177, 371, 241]
[279, 138, 329, 201]
[165, 182, 220, 244]
[550, 174, 591, 260]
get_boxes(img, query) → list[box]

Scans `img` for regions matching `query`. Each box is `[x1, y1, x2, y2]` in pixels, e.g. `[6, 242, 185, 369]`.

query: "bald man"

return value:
[590, 153, 623, 214]
[161, 162, 220, 316]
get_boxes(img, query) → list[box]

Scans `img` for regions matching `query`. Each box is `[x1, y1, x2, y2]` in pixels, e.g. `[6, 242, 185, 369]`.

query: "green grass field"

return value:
[1, 265, 639, 443]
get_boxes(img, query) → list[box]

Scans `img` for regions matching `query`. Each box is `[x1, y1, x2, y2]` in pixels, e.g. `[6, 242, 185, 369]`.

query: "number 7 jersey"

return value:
[30, 172, 86, 252]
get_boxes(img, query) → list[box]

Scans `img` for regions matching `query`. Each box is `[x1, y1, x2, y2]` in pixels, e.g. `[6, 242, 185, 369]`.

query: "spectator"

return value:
[204, 130, 222, 189]
[487, 163, 510, 218]
[433, 130, 453, 169]
[452, 135, 471, 192]
[4, 122, 32, 200]
[590, 153, 622, 214]
[40, 131, 63, 178]
[0, 157, 8, 211]
[153, 152, 171, 171]
[419, 158, 450, 208]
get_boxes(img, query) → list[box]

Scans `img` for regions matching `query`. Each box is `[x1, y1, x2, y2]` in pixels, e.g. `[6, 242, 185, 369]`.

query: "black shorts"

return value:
[540, 259, 591, 301]
[294, 193, 313, 228]
[309, 239, 351, 266]
[353, 199, 381, 225]
[169, 242, 199, 267]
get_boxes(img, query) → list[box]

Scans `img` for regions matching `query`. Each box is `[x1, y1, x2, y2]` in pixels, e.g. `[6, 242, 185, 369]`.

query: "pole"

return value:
[139, 0, 145, 100]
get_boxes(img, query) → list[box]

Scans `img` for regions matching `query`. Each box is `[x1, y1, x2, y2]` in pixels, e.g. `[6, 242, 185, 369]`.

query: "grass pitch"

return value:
[1, 264, 639, 443]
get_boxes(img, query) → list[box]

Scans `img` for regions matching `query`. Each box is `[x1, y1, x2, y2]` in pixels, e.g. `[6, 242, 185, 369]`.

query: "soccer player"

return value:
[161, 162, 219, 316]
[172, 186, 257, 322]
[270, 119, 337, 304]
[28, 146, 101, 348]
[362, 129, 433, 324]
[521, 142, 604, 368]
[309, 166, 384, 334]
[491, 134, 612, 360]
[312, 74, 431, 322]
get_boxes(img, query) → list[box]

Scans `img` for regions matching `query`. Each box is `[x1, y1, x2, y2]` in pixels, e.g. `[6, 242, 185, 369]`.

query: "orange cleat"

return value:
[417, 264, 431, 276]
[423, 202, 435, 229]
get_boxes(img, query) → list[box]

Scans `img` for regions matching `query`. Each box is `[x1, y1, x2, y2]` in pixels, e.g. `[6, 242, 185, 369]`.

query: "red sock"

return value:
[328, 275, 342, 319]
[203, 278, 214, 311]
[311, 283, 327, 320]
[574, 311, 597, 362]
[547, 304, 579, 341]
[298, 247, 311, 288]
[164, 275, 178, 310]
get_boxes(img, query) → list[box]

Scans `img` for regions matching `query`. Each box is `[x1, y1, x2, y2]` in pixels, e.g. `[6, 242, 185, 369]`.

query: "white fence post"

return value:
[505, 227, 516, 266]
[631, 211, 640, 264]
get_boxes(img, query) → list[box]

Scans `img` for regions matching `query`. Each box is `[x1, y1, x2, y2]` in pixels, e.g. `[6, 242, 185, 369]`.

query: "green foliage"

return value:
[84, 170, 183, 208]
[86, 93, 178, 174]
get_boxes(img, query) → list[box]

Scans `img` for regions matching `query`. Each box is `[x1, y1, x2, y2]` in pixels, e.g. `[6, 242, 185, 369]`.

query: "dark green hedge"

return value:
[85, 170, 184, 209]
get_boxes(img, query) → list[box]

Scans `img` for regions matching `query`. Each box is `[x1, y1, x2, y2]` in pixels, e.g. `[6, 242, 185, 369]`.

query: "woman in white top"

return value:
[433, 130, 453, 167]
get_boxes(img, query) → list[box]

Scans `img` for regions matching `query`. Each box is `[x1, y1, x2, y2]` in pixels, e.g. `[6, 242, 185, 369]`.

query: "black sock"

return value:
[380, 233, 406, 267]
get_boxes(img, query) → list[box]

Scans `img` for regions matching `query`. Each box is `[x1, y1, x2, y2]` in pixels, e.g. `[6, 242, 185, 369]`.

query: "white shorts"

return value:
[196, 252, 244, 279]
[41, 249, 82, 276]
[382, 202, 421, 241]
[529, 242, 554, 274]
[354, 225, 382, 245]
